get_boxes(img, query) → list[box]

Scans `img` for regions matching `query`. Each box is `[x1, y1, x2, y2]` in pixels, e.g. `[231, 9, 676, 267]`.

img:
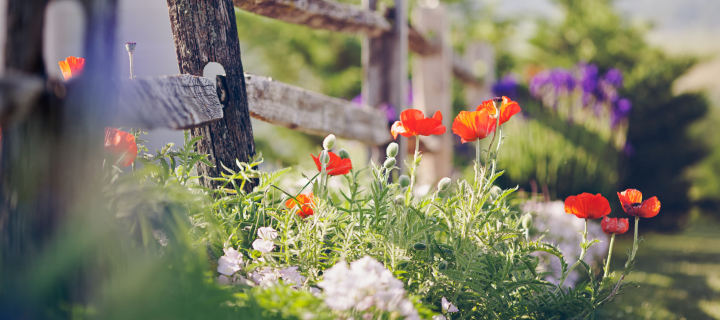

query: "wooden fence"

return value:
[0, 0, 494, 266]
[173, 0, 497, 187]
[0, 0, 495, 191]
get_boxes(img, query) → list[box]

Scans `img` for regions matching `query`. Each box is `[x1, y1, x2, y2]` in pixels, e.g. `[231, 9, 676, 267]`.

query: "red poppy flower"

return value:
[601, 216, 629, 234]
[58, 56, 85, 80]
[617, 189, 661, 218]
[104, 128, 137, 167]
[286, 193, 314, 218]
[311, 151, 352, 176]
[451, 109, 497, 143]
[390, 109, 446, 139]
[564, 193, 611, 220]
[475, 96, 521, 125]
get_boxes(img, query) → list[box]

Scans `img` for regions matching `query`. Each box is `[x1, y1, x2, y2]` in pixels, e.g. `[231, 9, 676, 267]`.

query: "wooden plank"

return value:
[412, 4, 453, 185]
[233, 0, 390, 36]
[232, 0, 481, 86]
[244, 74, 391, 145]
[113, 75, 224, 130]
[167, 0, 257, 191]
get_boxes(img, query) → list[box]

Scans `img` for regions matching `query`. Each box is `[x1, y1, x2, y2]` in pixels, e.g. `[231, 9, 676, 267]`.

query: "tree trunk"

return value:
[166, 0, 256, 191]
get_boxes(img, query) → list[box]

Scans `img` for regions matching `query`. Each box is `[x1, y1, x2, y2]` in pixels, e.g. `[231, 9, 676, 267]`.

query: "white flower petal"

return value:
[257, 227, 278, 241]
[252, 239, 275, 253]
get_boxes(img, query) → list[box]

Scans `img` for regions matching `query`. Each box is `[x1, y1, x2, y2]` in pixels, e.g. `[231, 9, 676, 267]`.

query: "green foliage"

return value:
[496, 0, 711, 231]
[190, 127, 643, 319]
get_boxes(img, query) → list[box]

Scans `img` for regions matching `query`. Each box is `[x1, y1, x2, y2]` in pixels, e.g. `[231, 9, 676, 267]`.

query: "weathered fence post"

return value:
[464, 42, 495, 108]
[1, 0, 119, 314]
[166, 0, 256, 190]
[411, 3, 452, 186]
[362, 0, 408, 164]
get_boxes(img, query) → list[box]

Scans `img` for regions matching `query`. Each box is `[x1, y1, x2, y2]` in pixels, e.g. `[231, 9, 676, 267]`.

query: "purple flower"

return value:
[604, 69, 623, 88]
[611, 98, 632, 127]
[492, 74, 518, 99]
[579, 63, 599, 94]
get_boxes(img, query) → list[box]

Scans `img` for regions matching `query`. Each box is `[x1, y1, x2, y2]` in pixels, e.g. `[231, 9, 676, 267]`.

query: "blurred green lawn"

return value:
[596, 213, 720, 320]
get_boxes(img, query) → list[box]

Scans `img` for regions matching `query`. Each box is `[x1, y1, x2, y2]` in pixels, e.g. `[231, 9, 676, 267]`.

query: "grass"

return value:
[595, 213, 720, 320]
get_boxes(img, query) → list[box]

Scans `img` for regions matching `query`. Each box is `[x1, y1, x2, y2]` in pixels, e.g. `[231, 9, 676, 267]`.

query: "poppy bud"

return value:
[490, 186, 502, 198]
[521, 214, 533, 230]
[323, 134, 336, 150]
[338, 148, 351, 159]
[386, 142, 399, 157]
[437, 177, 451, 191]
[319, 150, 330, 164]
[384, 157, 396, 169]
[413, 243, 427, 250]
[439, 261, 448, 270]
[398, 175, 410, 188]
[601, 216, 629, 235]
[394, 195, 405, 205]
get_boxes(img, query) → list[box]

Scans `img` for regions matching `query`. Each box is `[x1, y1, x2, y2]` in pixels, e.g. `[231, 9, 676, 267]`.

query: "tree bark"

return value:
[166, 0, 256, 190]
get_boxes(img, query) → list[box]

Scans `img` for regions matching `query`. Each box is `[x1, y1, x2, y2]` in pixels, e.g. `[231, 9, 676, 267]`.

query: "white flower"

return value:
[217, 275, 231, 285]
[257, 226, 278, 241]
[432, 315, 447, 320]
[251, 267, 280, 286]
[442, 297, 459, 313]
[252, 239, 275, 253]
[317, 256, 420, 319]
[217, 247, 244, 276]
[280, 266, 306, 289]
[309, 287, 322, 297]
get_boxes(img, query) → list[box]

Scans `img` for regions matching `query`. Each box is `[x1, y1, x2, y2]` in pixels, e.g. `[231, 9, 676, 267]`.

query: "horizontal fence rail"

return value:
[233, 0, 484, 87]
[244, 74, 391, 145]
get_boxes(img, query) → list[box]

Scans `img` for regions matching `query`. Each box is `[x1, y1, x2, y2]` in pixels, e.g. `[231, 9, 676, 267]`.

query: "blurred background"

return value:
[27, 0, 720, 318]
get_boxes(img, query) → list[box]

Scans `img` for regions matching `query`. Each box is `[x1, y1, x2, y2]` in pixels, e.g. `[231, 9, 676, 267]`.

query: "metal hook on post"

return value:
[216, 74, 229, 107]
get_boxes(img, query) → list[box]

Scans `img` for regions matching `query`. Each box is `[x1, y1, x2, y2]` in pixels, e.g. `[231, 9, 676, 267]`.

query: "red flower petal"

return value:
[601, 216, 629, 234]
[391, 109, 446, 139]
[312, 151, 352, 176]
[451, 110, 496, 143]
[286, 194, 315, 218]
[58, 56, 85, 80]
[104, 128, 137, 167]
[617, 189, 643, 212]
[564, 192, 611, 220]
[475, 96, 521, 125]
[637, 196, 661, 218]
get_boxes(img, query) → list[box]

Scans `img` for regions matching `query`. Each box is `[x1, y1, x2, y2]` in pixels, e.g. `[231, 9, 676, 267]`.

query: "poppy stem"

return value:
[406, 136, 421, 204]
[559, 218, 588, 288]
[627, 216, 640, 264]
[474, 139, 481, 189]
[602, 234, 616, 280]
